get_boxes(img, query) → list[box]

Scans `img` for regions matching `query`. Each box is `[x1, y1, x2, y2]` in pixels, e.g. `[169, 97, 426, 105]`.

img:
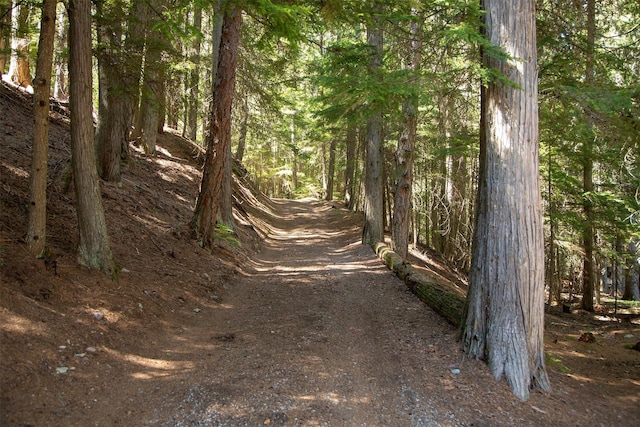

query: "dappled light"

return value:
[1, 0, 638, 417]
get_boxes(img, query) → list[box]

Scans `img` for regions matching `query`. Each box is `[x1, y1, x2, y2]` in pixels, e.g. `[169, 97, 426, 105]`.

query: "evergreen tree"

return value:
[26, 0, 56, 257]
[68, 0, 117, 276]
[192, 2, 242, 247]
[461, 0, 551, 400]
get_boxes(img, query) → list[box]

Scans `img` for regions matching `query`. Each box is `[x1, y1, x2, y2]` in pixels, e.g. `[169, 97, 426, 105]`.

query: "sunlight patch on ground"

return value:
[252, 265, 320, 274]
[1, 162, 29, 178]
[102, 347, 194, 376]
[325, 263, 368, 271]
[296, 392, 371, 405]
[566, 373, 594, 383]
[0, 309, 46, 335]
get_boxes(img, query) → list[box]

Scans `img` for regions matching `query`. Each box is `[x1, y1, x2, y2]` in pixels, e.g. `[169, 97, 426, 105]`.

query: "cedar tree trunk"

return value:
[461, 0, 551, 400]
[68, 0, 117, 277]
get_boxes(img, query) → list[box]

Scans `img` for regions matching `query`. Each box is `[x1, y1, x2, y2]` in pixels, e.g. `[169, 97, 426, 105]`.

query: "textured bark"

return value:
[192, 5, 241, 247]
[138, 41, 162, 154]
[120, 0, 145, 149]
[461, 0, 550, 400]
[392, 11, 420, 259]
[134, 1, 166, 155]
[95, 0, 126, 182]
[68, 0, 116, 277]
[26, 0, 56, 257]
[362, 8, 384, 246]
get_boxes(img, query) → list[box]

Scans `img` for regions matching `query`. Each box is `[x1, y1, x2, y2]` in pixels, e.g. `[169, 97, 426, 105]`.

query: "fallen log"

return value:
[372, 242, 466, 328]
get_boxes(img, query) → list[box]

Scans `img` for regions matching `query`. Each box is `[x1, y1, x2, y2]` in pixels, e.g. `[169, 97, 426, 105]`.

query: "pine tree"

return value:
[26, 0, 57, 257]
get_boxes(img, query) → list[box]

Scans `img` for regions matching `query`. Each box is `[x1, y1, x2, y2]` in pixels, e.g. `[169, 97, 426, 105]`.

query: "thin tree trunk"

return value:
[68, 0, 116, 277]
[192, 4, 241, 246]
[392, 10, 420, 259]
[26, 0, 56, 257]
[326, 138, 337, 201]
[0, 0, 12, 74]
[547, 145, 560, 306]
[581, 0, 596, 312]
[461, 0, 550, 400]
[621, 238, 634, 300]
[362, 4, 384, 246]
[344, 123, 357, 209]
[53, 4, 68, 100]
[187, 5, 203, 142]
[235, 95, 249, 162]
[120, 0, 145, 148]
[8, 0, 31, 89]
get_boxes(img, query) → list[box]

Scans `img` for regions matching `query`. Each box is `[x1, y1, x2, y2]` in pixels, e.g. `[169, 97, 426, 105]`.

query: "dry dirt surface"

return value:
[1, 80, 640, 426]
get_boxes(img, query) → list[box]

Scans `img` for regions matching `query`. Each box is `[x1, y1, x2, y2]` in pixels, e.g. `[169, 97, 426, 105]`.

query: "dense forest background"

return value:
[2, 0, 639, 310]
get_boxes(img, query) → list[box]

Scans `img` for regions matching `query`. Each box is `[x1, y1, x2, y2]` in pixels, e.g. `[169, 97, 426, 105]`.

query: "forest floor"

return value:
[1, 80, 640, 426]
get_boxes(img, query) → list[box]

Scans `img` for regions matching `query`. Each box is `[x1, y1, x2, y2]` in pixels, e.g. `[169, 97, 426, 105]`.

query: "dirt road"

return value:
[4, 196, 638, 426]
[161, 199, 464, 426]
[131, 197, 570, 427]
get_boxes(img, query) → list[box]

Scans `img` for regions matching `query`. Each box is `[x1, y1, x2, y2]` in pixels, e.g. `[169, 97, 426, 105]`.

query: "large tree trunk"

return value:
[95, 0, 127, 182]
[119, 0, 145, 151]
[461, 0, 550, 400]
[392, 10, 420, 259]
[217, 0, 234, 227]
[137, 41, 162, 154]
[191, 4, 241, 247]
[362, 5, 384, 246]
[68, 0, 116, 277]
[134, 1, 166, 155]
[26, 0, 56, 257]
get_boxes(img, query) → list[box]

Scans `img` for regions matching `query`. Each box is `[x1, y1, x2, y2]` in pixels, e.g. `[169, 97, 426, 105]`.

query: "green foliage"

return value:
[214, 223, 240, 247]
[243, 0, 311, 49]
[538, 0, 640, 280]
[545, 352, 570, 373]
